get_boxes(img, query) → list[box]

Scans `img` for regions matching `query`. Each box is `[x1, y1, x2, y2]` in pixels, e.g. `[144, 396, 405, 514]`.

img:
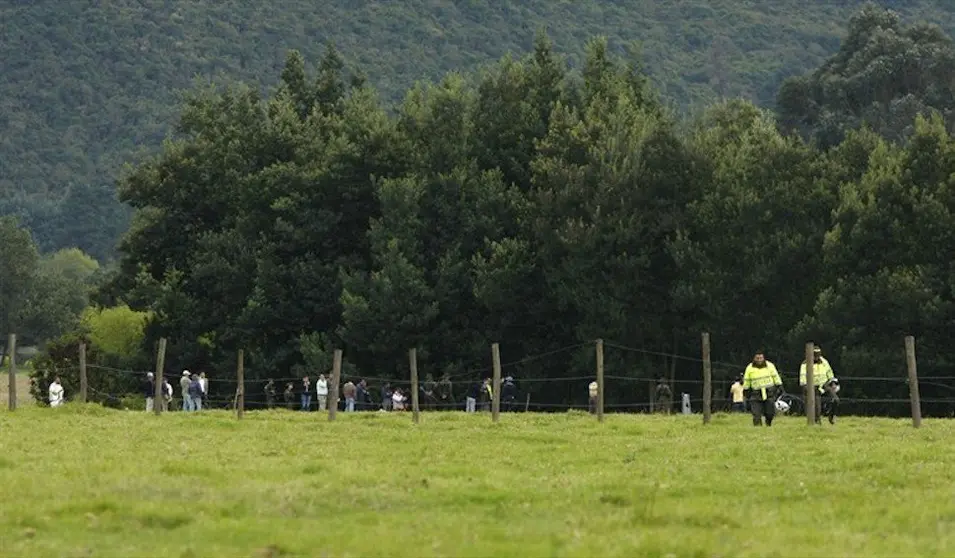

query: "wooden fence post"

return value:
[596, 339, 605, 422]
[328, 349, 342, 422]
[409, 348, 420, 424]
[79, 342, 88, 404]
[805, 342, 816, 425]
[153, 338, 166, 416]
[905, 336, 922, 428]
[702, 333, 712, 424]
[7, 334, 16, 411]
[236, 350, 245, 420]
[491, 343, 501, 422]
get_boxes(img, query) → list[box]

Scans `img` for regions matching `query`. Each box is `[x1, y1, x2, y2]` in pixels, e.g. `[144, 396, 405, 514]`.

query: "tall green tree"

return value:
[670, 100, 836, 367]
[777, 4, 955, 147]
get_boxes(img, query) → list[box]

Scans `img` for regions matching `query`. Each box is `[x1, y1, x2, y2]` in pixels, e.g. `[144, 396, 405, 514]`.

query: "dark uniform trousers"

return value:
[749, 396, 775, 426]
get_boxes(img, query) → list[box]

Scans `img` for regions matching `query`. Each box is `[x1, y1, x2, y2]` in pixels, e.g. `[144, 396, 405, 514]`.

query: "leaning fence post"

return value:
[409, 348, 420, 424]
[805, 342, 816, 425]
[596, 339, 605, 422]
[491, 343, 501, 422]
[153, 338, 166, 416]
[702, 333, 712, 424]
[328, 349, 342, 422]
[79, 342, 88, 404]
[236, 350, 245, 420]
[905, 336, 922, 428]
[7, 334, 16, 411]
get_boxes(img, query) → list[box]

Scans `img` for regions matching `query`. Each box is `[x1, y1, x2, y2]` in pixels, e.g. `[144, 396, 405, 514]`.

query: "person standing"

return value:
[800, 345, 835, 424]
[189, 374, 204, 411]
[502, 376, 517, 412]
[655, 378, 673, 414]
[316, 374, 328, 411]
[48, 377, 65, 407]
[198, 372, 208, 402]
[465, 380, 480, 413]
[180, 370, 193, 412]
[264, 379, 276, 409]
[742, 350, 783, 427]
[284, 383, 295, 410]
[729, 376, 745, 413]
[588, 380, 598, 414]
[381, 382, 393, 411]
[437, 374, 454, 409]
[392, 388, 406, 411]
[144, 372, 155, 412]
[342, 379, 357, 412]
[480, 378, 492, 412]
[356, 380, 371, 411]
[162, 378, 173, 411]
[301, 375, 312, 411]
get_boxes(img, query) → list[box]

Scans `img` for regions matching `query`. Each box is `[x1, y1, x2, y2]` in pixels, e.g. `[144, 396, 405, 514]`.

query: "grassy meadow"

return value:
[0, 406, 951, 557]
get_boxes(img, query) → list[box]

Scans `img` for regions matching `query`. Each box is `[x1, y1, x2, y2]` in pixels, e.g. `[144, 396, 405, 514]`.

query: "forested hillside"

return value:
[3, 1, 955, 260]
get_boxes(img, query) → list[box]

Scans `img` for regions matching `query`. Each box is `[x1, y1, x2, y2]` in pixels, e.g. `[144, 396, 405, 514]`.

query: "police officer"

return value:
[799, 345, 835, 424]
[742, 350, 783, 427]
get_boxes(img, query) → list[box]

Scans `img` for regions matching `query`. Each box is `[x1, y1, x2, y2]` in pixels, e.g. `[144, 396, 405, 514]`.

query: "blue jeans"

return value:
[301, 394, 312, 411]
[345, 397, 355, 412]
[193, 396, 202, 411]
[182, 394, 193, 412]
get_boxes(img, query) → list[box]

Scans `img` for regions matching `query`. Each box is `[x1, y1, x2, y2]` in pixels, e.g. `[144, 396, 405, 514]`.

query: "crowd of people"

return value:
[41, 347, 842, 423]
[141, 370, 206, 412]
[253, 374, 522, 413]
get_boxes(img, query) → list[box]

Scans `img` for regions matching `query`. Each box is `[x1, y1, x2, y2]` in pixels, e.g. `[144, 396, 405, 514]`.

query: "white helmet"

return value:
[826, 378, 840, 394]
[775, 399, 791, 413]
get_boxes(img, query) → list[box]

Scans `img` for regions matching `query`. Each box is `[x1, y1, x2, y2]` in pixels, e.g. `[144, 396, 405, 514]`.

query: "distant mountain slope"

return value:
[2, 1, 954, 259]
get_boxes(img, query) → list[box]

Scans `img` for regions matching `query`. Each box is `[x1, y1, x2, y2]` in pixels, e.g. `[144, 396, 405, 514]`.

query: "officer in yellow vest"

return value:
[799, 345, 835, 424]
[742, 350, 783, 427]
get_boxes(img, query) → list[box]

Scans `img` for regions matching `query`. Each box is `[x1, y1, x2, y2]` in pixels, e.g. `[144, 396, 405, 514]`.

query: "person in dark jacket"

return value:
[144, 372, 156, 412]
[466, 381, 481, 413]
[501, 376, 517, 412]
[381, 382, 393, 411]
[188, 375, 204, 411]
[301, 376, 312, 411]
[356, 380, 371, 411]
[437, 374, 454, 409]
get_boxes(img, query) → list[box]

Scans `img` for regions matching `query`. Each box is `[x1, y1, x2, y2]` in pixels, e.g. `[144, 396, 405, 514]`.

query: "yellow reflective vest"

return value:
[799, 357, 834, 392]
[743, 362, 782, 401]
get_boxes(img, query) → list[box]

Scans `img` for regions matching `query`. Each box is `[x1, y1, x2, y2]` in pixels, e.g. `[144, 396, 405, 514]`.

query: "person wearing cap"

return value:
[180, 370, 193, 412]
[144, 372, 155, 412]
[800, 345, 835, 424]
[742, 350, 783, 426]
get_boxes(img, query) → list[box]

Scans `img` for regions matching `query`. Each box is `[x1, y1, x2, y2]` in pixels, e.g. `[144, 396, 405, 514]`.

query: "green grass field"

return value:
[0, 406, 950, 557]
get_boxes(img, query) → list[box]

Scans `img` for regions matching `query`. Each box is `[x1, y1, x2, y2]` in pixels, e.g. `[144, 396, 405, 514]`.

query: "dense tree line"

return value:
[75, 13, 952, 414]
[5, 1, 955, 260]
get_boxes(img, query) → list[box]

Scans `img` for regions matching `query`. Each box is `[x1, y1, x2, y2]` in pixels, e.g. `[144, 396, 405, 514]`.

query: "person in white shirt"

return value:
[588, 380, 598, 414]
[316, 374, 329, 411]
[162, 379, 173, 411]
[198, 372, 208, 399]
[49, 377, 65, 407]
[392, 388, 406, 411]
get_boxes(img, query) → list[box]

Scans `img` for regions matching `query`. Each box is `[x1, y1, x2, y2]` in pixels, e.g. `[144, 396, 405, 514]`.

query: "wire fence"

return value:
[16, 338, 955, 418]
